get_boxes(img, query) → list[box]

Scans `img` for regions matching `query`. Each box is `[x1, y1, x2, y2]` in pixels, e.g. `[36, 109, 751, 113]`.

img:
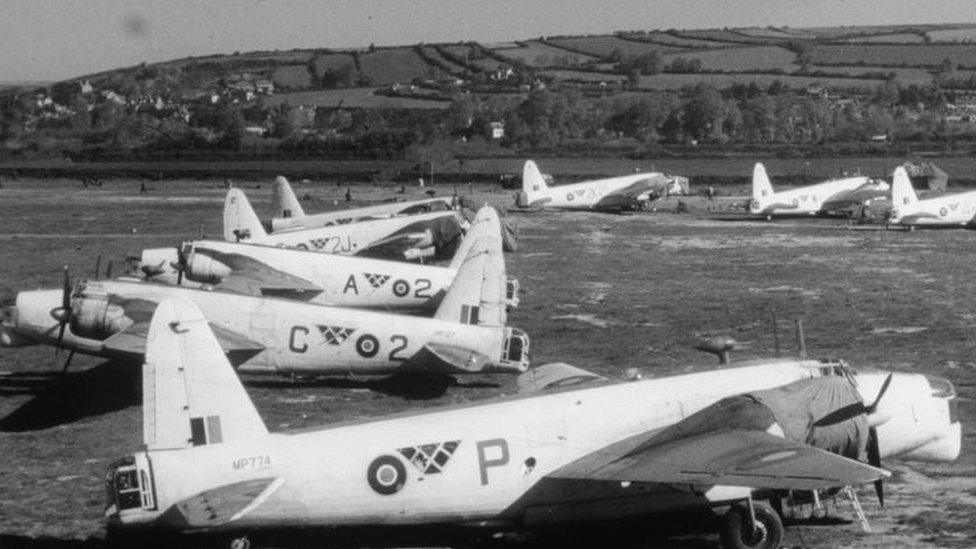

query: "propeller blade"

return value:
[866, 373, 894, 414]
[814, 374, 895, 427]
[867, 426, 884, 507]
[105, 259, 113, 279]
[813, 402, 866, 427]
[55, 265, 72, 353]
[61, 266, 71, 311]
[60, 349, 76, 376]
[93, 254, 102, 280]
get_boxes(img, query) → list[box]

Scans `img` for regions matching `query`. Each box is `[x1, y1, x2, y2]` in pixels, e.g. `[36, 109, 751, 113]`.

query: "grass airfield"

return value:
[0, 178, 975, 548]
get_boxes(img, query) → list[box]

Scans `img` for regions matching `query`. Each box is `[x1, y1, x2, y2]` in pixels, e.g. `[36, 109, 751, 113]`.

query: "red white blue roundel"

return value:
[367, 455, 406, 495]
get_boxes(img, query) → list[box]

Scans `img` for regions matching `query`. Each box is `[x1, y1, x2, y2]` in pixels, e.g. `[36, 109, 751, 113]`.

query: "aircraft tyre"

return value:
[718, 501, 783, 549]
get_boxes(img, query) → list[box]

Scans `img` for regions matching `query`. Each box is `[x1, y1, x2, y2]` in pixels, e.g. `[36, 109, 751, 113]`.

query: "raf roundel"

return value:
[392, 279, 410, 297]
[367, 455, 407, 495]
[356, 334, 380, 358]
[566, 192, 574, 201]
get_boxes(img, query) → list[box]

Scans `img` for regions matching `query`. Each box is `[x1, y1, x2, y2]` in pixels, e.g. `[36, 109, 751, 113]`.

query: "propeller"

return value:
[813, 373, 893, 427]
[93, 254, 102, 280]
[812, 373, 893, 507]
[866, 426, 884, 507]
[170, 244, 188, 285]
[49, 265, 72, 355]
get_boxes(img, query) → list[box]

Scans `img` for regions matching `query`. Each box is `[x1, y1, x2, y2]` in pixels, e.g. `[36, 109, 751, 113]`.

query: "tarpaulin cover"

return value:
[750, 377, 869, 460]
[631, 377, 868, 461]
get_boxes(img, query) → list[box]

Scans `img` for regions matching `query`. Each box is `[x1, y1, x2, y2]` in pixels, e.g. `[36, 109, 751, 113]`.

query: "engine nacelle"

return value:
[184, 253, 232, 285]
[70, 296, 131, 340]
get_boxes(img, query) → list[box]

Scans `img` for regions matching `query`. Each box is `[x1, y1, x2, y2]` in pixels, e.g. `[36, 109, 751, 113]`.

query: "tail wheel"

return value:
[718, 501, 783, 549]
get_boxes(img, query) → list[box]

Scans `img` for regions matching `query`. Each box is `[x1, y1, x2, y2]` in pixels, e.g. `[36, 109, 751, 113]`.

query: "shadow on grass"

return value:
[245, 373, 500, 400]
[0, 535, 102, 549]
[0, 361, 139, 432]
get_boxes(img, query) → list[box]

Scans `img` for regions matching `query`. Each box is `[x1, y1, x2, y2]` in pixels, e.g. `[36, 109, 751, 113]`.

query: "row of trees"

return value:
[1, 77, 973, 160]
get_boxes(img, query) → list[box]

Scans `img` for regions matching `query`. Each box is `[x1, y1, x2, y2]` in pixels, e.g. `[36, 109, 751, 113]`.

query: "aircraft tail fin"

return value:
[448, 205, 502, 272]
[752, 162, 775, 202]
[143, 298, 267, 451]
[272, 176, 305, 219]
[223, 189, 268, 243]
[435, 217, 507, 327]
[517, 160, 549, 207]
[892, 166, 919, 209]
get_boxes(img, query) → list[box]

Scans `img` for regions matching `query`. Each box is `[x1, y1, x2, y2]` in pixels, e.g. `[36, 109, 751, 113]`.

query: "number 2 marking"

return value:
[388, 335, 408, 361]
[414, 278, 432, 298]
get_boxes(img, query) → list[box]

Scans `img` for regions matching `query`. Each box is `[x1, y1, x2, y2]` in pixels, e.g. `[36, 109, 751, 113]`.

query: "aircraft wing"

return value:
[219, 268, 324, 301]
[549, 428, 888, 491]
[400, 343, 492, 374]
[102, 319, 265, 360]
[190, 250, 324, 300]
[160, 477, 283, 528]
[356, 231, 434, 261]
[517, 362, 606, 393]
[593, 177, 670, 211]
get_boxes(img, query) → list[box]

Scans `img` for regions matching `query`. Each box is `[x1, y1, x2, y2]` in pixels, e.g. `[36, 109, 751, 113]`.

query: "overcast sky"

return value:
[2, 0, 975, 82]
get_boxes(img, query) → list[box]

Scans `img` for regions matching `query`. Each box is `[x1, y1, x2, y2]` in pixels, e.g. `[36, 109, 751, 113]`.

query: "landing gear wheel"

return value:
[718, 501, 783, 549]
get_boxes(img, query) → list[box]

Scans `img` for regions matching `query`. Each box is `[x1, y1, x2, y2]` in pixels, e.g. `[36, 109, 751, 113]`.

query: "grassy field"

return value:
[265, 87, 449, 110]
[662, 46, 797, 72]
[1, 178, 975, 548]
[926, 28, 976, 43]
[310, 52, 357, 74]
[637, 72, 884, 91]
[809, 65, 933, 85]
[269, 64, 313, 90]
[358, 48, 432, 85]
[621, 32, 721, 48]
[493, 41, 598, 67]
[547, 35, 684, 59]
[843, 33, 927, 44]
[671, 30, 772, 44]
[809, 44, 976, 67]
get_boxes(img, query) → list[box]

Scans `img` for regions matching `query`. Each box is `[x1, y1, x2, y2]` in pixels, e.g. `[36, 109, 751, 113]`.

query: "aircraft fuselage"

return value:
[107, 361, 959, 535]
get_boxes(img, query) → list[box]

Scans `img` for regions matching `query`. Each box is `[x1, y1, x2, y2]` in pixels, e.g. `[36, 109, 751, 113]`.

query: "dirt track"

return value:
[0, 179, 974, 548]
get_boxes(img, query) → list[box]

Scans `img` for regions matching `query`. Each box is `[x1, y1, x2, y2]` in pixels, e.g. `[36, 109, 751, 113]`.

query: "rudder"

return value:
[143, 298, 267, 451]
[435, 227, 507, 328]
[272, 176, 305, 219]
[223, 188, 269, 243]
[752, 162, 774, 201]
[518, 160, 549, 207]
[892, 167, 918, 209]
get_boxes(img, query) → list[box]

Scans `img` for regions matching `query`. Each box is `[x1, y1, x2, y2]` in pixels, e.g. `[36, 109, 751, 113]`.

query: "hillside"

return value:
[4, 23, 976, 164]
[62, 23, 976, 99]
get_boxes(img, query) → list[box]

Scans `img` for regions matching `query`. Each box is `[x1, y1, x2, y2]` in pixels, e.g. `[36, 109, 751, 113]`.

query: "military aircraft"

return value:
[750, 162, 890, 219]
[889, 166, 976, 228]
[0, 229, 530, 377]
[224, 188, 465, 261]
[104, 298, 960, 549]
[270, 176, 455, 232]
[515, 160, 689, 212]
[139, 206, 519, 313]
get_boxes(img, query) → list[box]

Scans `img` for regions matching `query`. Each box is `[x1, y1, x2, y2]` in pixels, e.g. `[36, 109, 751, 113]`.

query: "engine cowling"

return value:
[70, 296, 131, 340]
[184, 253, 231, 284]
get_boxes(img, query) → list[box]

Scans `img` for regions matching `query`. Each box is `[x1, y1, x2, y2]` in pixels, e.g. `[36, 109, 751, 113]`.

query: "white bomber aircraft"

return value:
[516, 160, 689, 212]
[750, 162, 890, 219]
[105, 298, 961, 549]
[889, 166, 976, 228]
[139, 206, 519, 313]
[224, 188, 466, 261]
[0, 229, 529, 377]
[270, 176, 454, 232]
